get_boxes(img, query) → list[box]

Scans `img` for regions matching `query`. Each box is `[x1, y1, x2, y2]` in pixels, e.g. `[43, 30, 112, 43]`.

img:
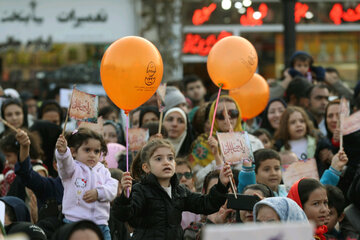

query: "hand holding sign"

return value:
[330, 150, 348, 172]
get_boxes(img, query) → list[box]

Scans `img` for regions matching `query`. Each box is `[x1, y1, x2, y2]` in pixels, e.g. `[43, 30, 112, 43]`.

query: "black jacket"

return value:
[112, 173, 228, 240]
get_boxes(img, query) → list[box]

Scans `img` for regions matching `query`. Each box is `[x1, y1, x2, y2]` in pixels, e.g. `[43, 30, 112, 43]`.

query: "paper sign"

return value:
[69, 88, 98, 121]
[203, 222, 314, 240]
[128, 128, 149, 151]
[0, 200, 4, 227]
[217, 131, 253, 164]
[342, 111, 360, 136]
[59, 88, 73, 108]
[77, 117, 104, 134]
[282, 158, 319, 191]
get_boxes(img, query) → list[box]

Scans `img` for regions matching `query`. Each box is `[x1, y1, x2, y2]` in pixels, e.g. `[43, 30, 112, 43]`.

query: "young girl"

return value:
[274, 106, 317, 160]
[288, 178, 330, 240]
[55, 128, 118, 240]
[112, 139, 233, 240]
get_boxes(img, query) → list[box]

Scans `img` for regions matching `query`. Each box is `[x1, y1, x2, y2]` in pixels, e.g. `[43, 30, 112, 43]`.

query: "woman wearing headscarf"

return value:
[260, 98, 287, 137]
[253, 197, 308, 223]
[138, 106, 160, 128]
[163, 107, 194, 158]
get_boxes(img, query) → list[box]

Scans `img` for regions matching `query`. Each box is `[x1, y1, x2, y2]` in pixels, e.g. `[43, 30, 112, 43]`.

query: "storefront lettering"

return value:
[192, 3, 217, 25]
[330, 3, 360, 25]
[57, 9, 108, 28]
[182, 31, 232, 56]
[0, 36, 52, 52]
[1, 0, 43, 24]
[240, 3, 268, 26]
[294, 2, 309, 23]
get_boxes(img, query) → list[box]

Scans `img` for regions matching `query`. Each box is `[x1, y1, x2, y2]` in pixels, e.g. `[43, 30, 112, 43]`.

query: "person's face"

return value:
[4, 151, 18, 168]
[98, 96, 109, 109]
[303, 187, 330, 227]
[267, 101, 285, 130]
[309, 87, 329, 116]
[288, 111, 307, 140]
[186, 80, 206, 102]
[4, 104, 23, 128]
[177, 102, 189, 114]
[143, 147, 175, 186]
[142, 112, 159, 126]
[105, 111, 118, 122]
[239, 189, 264, 223]
[256, 159, 282, 192]
[326, 207, 340, 231]
[103, 124, 118, 144]
[69, 229, 101, 240]
[257, 134, 273, 149]
[131, 110, 140, 128]
[42, 110, 61, 126]
[25, 99, 37, 117]
[216, 101, 238, 132]
[326, 104, 339, 134]
[163, 112, 186, 139]
[256, 205, 280, 222]
[294, 60, 310, 76]
[175, 164, 194, 191]
[72, 139, 101, 168]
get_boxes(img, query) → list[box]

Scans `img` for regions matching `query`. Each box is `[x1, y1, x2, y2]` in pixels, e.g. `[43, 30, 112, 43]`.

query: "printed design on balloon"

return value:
[145, 61, 156, 86]
[248, 50, 257, 66]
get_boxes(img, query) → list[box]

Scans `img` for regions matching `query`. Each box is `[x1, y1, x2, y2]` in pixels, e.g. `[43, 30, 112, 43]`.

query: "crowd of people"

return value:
[0, 51, 359, 240]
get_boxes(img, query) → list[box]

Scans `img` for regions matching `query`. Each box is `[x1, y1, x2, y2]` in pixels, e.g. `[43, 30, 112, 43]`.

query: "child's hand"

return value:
[219, 162, 233, 186]
[16, 130, 30, 148]
[121, 172, 133, 197]
[214, 203, 234, 224]
[331, 150, 348, 172]
[83, 189, 98, 203]
[56, 135, 67, 154]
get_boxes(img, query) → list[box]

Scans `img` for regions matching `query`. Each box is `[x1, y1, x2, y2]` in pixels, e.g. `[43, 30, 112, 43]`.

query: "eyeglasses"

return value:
[176, 172, 193, 180]
[215, 109, 239, 120]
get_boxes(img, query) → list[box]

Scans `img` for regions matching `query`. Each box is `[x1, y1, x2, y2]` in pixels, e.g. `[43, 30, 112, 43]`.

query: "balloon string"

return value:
[209, 84, 222, 137]
[126, 114, 129, 197]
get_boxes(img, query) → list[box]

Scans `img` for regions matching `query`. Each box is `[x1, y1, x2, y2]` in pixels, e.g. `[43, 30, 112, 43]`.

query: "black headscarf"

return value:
[30, 120, 62, 177]
[139, 106, 160, 128]
[260, 98, 287, 136]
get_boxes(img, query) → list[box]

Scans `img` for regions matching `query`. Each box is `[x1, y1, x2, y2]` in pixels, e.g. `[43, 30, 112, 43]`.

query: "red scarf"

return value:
[287, 179, 303, 208]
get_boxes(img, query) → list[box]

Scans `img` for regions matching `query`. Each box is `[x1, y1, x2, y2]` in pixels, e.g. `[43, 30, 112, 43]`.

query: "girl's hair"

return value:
[243, 184, 274, 198]
[202, 170, 220, 194]
[65, 128, 107, 155]
[130, 139, 175, 181]
[0, 130, 44, 160]
[98, 105, 119, 120]
[175, 158, 192, 172]
[298, 178, 325, 207]
[1, 98, 28, 129]
[324, 99, 340, 140]
[274, 106, 315, 149]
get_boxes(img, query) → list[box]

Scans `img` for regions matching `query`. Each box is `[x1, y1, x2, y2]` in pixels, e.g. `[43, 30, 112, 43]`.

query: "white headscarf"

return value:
[163, 107, 187, 157]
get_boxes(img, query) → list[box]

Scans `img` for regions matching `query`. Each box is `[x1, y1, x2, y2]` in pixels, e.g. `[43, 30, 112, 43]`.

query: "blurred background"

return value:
[0, 0, 359, 97]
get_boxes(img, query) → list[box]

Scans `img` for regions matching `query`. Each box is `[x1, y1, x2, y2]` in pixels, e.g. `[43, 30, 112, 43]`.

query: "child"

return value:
[274, 106, 317, 160]
[288, 51, 325, 82]
[287, 178, 330, 240]
[325, 185, 346, 239]
[237, 148, 348, 196]
[55, 128, 118, 240]
[253, 128, 273, 149]
[112, 139, 233, 240]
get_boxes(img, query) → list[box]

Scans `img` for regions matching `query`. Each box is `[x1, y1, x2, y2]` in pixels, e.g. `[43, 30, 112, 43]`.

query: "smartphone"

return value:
[226, 194, 261, 211]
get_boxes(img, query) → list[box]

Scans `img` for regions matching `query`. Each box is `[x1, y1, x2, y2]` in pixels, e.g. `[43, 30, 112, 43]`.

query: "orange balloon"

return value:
[101, 36, 163, 113]
[207, 36, 258, 90]
[229, 73, 269, 119]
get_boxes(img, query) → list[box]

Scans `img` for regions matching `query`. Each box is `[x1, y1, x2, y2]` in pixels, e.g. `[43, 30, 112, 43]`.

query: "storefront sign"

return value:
[182, 31, 232, 56]
[192, 3, 216, 25]
[330, 3, 360, 25]
[0, 0, 136, 43]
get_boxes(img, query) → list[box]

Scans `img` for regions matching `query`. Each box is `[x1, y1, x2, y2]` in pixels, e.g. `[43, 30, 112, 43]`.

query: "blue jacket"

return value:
[14, 156, 64, 208]
[237, 165, 341, 196]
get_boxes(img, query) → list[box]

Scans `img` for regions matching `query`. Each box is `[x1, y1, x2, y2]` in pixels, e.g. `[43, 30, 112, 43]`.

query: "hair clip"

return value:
[72, 129, 78, 135]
